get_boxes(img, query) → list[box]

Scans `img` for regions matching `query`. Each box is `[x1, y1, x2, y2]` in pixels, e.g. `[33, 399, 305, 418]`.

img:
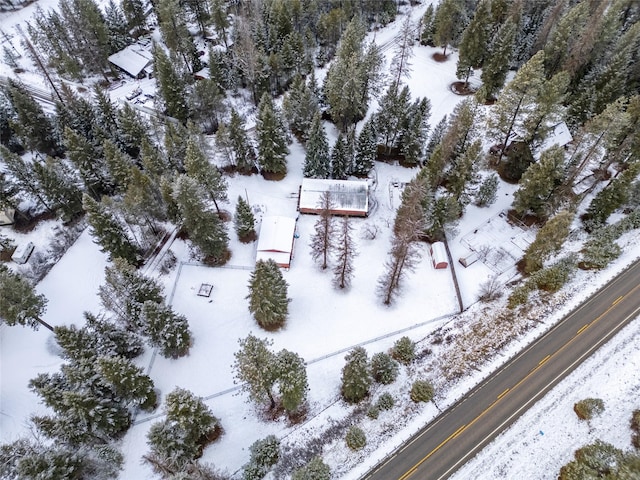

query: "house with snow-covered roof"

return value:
[108, 44, 153, 79]
[256, 216, 296, 269]
[297, 178, 369, 217]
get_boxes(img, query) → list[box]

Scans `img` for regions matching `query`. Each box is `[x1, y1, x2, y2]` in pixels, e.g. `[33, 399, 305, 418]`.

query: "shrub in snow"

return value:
[340, 347, 372, 404]
[367, 405, 380, 419]
[376, 392, 395, 411]
[558, 441, 628, 479]
[345, 426, 367, 451]
[249, 435, 280, 468]
[291, 456, 331, 480]
[242, 462, 267, 480]
[370, 352, 400, 384]
[573, 398, 605, 421]
[507, 284, 531, 309]
[390, 336, 416, 365]
[531, 257, 575, 293]
[410, 380, 434, 403]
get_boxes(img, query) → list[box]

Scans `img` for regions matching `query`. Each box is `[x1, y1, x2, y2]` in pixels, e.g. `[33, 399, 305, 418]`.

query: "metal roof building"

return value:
[256, 216, 296, 268]
[298, 179, 369, 217]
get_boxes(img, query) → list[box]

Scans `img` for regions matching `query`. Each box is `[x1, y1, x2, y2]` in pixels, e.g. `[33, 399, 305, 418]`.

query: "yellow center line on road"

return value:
[395, 281, 640, 480]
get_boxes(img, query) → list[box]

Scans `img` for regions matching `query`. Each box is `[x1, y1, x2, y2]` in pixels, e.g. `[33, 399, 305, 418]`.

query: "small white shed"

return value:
[256, 216, 296, 268]
[12, 241, 34, 264]
[430, 241, 448, 269]
[459, 251, 479, 268]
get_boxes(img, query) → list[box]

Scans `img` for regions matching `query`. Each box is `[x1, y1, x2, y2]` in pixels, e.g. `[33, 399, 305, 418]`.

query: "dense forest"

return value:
[1, 0, 640, 478]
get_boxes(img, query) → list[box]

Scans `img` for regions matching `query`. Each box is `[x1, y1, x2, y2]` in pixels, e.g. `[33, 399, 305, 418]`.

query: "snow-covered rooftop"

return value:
[107, 45, 153, 78]
[298, 178, 369, 216]
[256, 215, 296, 267]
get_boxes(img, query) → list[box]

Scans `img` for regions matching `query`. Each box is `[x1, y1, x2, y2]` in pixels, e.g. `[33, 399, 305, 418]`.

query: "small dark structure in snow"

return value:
[197, 283, 213, 297]
[430, 242, 448, 269]
[256, 216, 296, 268]
[298, 179, 369, 217]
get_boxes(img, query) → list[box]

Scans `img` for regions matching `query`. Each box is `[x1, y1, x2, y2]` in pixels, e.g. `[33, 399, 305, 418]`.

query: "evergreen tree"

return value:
[375, 83, 411, 156]
[282, 75, 319, 142]
[340, 346, 371, 404]
[389, 16, 415, 91]
[116, 103, 150, 159]
[103, 139, 135, 193]
[234, 196, 256, 242]
[64, 127, 113, 198]
[400, 97, 431, 167]
[0, 146, 54, 212]
[323, 19, 382, 132]
[433, 0, 464, 55]
[190, 77, 225, 135]
[233, 334, 278, 409]
[99, 257, 163, 330]
[523, 210, 574, 274]
[303, 112, 330, 179]
[147, 387, 220, 469]
[420, 4, 436, 46]
[31, 157, 83, 220]
[228, 109, 256, 173]
[96, 356, 157, 411]
[54, 312, 144, 361]
[310, 192, 336, 270]
[173, 175, 229, 262]
[353, 117, 376, 176]
[0, 264, 49, 330]
[456, 0, 491, 86]
[332, 214, 357, 290]
[155, 0, 195, 71]
[291, 456, 331, 480]
[370, 352, 399, 385]
[121, 0, 146, 37]
[184, 135, 228, 214]
[4, 80, 62, 156]
[122, 166, 167, 240]
[513, 145, 565, 219]
[424, 115, 447, 163]
[474, 173, 499, 207]
[486, 50, 547, 159]
[275, 349, 308, 413]
[154, 46, 190, 124]
[247, 259, 290, 330]
[330, 133, 349, 180]
[104, 0, 129, 52]
[141, 301, 191, 358]
[83, 194, 139, 264]
[477, 19, 516, 102]
[255, 92, 289, 176]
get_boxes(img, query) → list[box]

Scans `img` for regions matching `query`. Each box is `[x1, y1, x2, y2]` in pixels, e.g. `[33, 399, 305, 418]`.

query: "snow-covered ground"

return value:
[1, 2, 639, 479]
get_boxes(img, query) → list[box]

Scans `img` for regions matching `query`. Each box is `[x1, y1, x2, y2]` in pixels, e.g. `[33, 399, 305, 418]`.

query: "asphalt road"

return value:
[364, 260, 640, 480]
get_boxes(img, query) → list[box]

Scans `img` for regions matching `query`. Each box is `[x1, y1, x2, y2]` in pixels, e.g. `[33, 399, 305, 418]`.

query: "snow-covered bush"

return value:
[345, 426, 366, 451]
[410, 380, 434, 403]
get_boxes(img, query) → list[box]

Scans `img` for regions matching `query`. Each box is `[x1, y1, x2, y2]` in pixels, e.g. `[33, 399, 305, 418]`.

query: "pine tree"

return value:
[513, 145, 565, 219]
[104, 0, 129, 52]
[255, 92, 289, 176]
[353, 117, 376, 176]
[173, 175, 229, 262]
[340, 347, 371, 404]
[0, 146, 54, 212]
[121, 0, 146, 37]
[333, 215, 357, 289]
[233, 334, 278, 409]
[64, 127, 113, 198]
[154, 46, 190, 124]
[375, 83, 411, 156]
[310, 192, 335, 270]
[474, 173, 499, 207]
[147, 387, 220, 469]
[303, 112, 330, 179]
[4, 80, 62, 156]
[83, 194, 139, 264]
[156, 0, 194, 70]
[486, 50, 547, 160]
[400, 97, 431, 167]
[234, 196, 256, 242]
[292, 456, 331, 480]
[247, 259, 290, 330]
[282, 75, 319, 142]
[456, 0, 491, 86]
[330, 133, 349, 180]
[99, 257, 163, 330]
[103, 139, 135, 193]
[433, 0, 464, 55]
[420, 4, 436, 46]
[116, 103, 150, 159]
[96, 356, 157, 411]
[523, 210, 574, 274]
[477, 19, 516, 102]
[31, 157, 83, 220]
[141, 301, 191, 358]
[184, 135, 228, 214]
[0, 264, 49, 330]
[370, 352, 399, 385]
[445, 139, 482, 209]
[389, 16, 415, 91]
[275, 349, 308, 413]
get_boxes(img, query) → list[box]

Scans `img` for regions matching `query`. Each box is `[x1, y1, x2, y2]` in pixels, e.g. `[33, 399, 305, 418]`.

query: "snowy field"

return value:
[1, 1, 640, 479]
